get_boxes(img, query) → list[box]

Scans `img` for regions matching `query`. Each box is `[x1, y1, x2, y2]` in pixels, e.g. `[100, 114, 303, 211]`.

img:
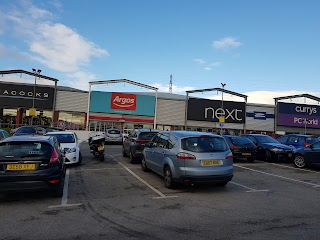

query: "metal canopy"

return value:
[186, 87, 248, 100]
[89, 79, 157, 91]
[0, 69, 59, 82]
[274, 93, 320, 103]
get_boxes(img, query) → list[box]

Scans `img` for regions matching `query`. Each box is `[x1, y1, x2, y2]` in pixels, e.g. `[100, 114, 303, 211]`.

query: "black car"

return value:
[292, 140, 320, 168]
[223, 135, 257, 162]
[11, 125, 46, 136]
[123, 129, 160, 163]
[0, 135, 66, 197]
[241, 134, 294, 162]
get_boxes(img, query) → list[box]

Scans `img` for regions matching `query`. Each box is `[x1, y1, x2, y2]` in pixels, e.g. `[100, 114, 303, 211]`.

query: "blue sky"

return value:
[1, 0, 320, 104]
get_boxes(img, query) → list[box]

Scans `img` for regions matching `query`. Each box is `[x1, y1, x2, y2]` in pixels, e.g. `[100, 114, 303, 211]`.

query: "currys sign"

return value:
[187, 98, 245, 123]
[277, 102, 320, 128]
[111, 92, 137, 110]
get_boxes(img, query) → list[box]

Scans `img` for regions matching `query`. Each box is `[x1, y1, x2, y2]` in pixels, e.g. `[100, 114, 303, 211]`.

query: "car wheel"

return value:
[164, 166, 176, 189]
[265, 150, 273, 162]
[50, 176, 65, 198]
[141, 155, 149, 172]
[122, 147, 128, 157]
[294, 155, 306, 168]
[129, 150, 136, 164]
[75, 152, 82, 166]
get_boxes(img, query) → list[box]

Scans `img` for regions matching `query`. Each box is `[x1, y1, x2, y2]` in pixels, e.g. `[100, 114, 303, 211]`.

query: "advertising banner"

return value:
[0, 82, 55, 109]
[187, 98, 246, 123]
[90, 91, 155, 116]
[277, 102, 320, 128]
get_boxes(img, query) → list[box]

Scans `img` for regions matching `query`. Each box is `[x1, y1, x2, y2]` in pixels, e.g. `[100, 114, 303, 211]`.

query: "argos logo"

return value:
[111, 92, 137, 110]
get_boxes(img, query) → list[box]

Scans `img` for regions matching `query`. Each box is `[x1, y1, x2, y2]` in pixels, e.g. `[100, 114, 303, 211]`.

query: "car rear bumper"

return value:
[176, 174, 233, 184]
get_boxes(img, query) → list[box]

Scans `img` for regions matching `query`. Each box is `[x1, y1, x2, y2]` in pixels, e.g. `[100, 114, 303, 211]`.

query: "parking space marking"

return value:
[48, 169, 82, 208]
[70, 167, 140, 172]
[234, 164, 320, 187]
[230, 181, 269, 193]
[259, 161, 320, 174]
[111, 156, 178, 199]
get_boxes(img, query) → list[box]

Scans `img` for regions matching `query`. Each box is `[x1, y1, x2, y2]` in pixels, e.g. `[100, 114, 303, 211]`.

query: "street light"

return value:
[220, 83, 226, 135]
[31, 68, 41, 125]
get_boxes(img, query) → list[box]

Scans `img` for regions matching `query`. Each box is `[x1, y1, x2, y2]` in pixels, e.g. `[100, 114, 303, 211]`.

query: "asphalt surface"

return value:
[1, 143, 320, 240]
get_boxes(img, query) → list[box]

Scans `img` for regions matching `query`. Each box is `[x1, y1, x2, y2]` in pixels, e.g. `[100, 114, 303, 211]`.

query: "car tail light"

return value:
[230, 145, 238, 150]
[200, 135, 211, 138]
[304, 142, 309, 147]
[226, 152, 233, 159]
[176, 152, 196, 160]
[49, 149, 60, 165]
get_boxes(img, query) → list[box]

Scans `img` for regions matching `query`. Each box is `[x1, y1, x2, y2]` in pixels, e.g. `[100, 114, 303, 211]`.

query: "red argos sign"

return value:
[111, 92, 137, 110]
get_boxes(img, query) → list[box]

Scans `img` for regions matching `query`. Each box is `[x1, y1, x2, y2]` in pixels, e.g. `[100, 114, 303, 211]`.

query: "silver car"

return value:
[142, 131, 233, 188]
[104, 129, 123, 144]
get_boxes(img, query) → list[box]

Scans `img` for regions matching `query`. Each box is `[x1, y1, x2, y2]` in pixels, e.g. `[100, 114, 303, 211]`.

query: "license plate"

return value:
[201, 160, 221, 166]
[98, 146, 104, 151]
[242, 153, 251, 156]
[7, 164, 36, 171]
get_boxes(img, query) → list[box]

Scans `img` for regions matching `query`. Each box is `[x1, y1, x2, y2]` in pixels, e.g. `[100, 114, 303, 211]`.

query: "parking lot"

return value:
[1, 143, 320, 240]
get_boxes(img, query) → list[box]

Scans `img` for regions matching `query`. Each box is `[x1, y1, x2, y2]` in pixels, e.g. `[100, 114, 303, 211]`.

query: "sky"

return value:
[1, 0, 320, 105]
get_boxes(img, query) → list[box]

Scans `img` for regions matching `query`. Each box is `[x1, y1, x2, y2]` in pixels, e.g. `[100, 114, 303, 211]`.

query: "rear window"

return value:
[107, 130, 121, 134]
[306, 137, 318, 144]
[230, 136, 253, 145]
[0, 141, 52, 158]
[47, 134, 75, 143]
[138, 132, 158, 140]
[15, 127, 36, 135]
[181, 137, 228, 152]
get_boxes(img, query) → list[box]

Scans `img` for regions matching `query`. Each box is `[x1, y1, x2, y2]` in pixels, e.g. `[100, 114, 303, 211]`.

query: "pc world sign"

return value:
[277, 102, 320, 128]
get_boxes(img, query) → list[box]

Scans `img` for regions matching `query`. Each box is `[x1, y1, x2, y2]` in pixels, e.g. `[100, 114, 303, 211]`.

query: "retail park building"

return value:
[1, 70, 320, 136]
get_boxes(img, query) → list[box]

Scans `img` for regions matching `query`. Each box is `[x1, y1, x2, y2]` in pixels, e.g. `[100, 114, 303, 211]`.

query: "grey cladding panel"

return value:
[56, 91, 88, 112]
[156, 99, 185, 125]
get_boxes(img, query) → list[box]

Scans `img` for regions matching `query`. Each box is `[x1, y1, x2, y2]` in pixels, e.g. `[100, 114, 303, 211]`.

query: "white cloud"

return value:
[194, 58, 206, 64]
[152, 83, 194, 93]
[212, 37, 242, 50]
[65, 71, 97, 90]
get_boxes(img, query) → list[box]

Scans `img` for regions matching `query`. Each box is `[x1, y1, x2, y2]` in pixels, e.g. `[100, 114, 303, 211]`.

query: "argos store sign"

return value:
[278, 102, 320, 128]
[90, 91, 155, 116]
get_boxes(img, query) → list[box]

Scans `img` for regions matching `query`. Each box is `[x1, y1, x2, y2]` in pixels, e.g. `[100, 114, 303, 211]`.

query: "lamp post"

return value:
[220, 83, 226, 135]
[31, 68, 41, 125]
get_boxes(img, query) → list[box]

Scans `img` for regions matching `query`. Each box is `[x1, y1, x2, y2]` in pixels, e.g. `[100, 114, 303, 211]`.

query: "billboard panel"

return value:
[90, 91, 155, 117]
[187, 98, 246, 123]
[277, 102, 320, 128]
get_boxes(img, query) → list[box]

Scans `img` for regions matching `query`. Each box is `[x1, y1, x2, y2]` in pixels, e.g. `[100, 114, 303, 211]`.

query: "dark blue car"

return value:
[293, 140, 320, 168]
[277, 134, 318, 149]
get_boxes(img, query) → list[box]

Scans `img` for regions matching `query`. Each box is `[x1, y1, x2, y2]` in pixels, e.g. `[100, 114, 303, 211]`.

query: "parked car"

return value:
[142, 131, 233, 188]
[223, 135, 257, 162]
[46, 131, 82, 166]
[292, 140, 320, 168]
[11, 125, 46, 136]
[0, 135, 66, 197]
[104, 129, 123, 144]
[0, 129, 10, 141]
[122, 129, 160, 163]
[241, 134, 294, 162]
[277, 134, 319, 149]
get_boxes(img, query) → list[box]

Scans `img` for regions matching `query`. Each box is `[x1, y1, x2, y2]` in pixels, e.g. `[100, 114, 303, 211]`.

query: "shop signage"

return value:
[0, 82, 54, 109]
[254, 111, 266, 120]
[111, 92, 137, 110]
[277, 102, 320, 128]
[187, 98, 245, 123]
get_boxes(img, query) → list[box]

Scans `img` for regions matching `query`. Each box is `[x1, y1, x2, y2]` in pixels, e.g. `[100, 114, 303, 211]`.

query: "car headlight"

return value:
[271, 148, 283, 152]
[64, 147, 77, 153]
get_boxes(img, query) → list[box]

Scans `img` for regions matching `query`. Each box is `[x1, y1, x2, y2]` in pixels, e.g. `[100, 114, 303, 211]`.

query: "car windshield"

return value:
[0, 141, 52, 158]
[138, 132, 158, 140]
[255, 135, 279, 144]
[48, 134, 75, 143]
[230, 136, 253, 145]
[15, 127, 36, 135]
[181, 137, 228, 152]
[108, 130, 120, 134]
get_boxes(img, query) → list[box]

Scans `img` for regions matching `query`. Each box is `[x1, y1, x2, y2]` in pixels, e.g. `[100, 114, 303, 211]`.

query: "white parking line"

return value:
[230, 181, 269, 193]
[71, 167, 140, 172]
[111, 156, 178, 199]
[234, 164, 320, 188]
[261, 162, 320, 174]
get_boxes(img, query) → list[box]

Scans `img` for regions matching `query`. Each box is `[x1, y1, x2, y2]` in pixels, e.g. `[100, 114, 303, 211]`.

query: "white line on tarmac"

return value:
[261, 162, 320, 174]
[230, 181, 269, 193]
[71, 167, 140, 172]
[111, 156, 178, 199]
[234, 164, 320, 187]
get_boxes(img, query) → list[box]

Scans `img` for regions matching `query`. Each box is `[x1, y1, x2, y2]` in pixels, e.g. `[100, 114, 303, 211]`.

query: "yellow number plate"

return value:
[98, 146, 104, 151]
[7, 164, 36, 171]
[201, 160, 221, 166]
[242, 153, 251, 156]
